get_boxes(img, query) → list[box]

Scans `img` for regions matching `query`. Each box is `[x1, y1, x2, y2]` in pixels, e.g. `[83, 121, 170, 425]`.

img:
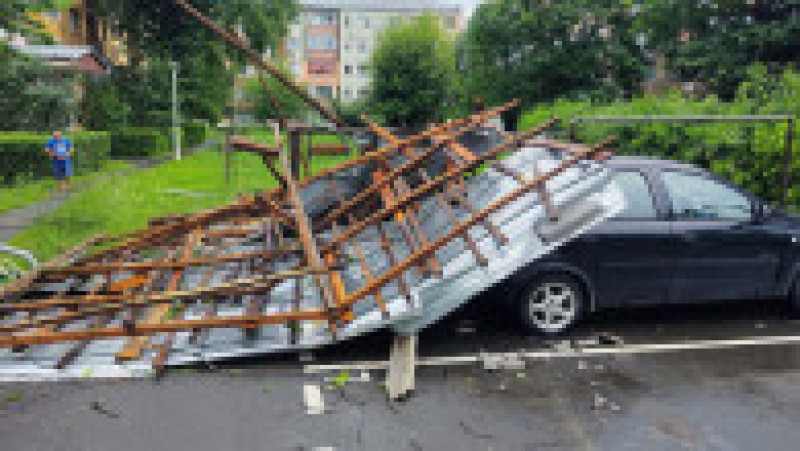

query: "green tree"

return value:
[368, 14, 457, 126]
[0, 42, 72, 132]
[463, 0, 646, 108]
[637, 0, 799, 99]
[82, 0, 297, 129]
[243, 63, 306, 123]
[1, 0, 70, 43]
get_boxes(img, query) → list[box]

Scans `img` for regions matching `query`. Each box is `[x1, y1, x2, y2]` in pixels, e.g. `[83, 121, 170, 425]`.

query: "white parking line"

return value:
[303, 333, 800, 374]
[303, 384, 325, 415]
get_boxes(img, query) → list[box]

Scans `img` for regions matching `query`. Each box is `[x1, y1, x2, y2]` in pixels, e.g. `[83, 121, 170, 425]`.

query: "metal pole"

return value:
[171, 61, 181, 161]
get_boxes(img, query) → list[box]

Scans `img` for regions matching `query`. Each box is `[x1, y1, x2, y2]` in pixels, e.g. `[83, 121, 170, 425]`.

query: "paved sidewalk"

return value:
[0, 139, 219, 243]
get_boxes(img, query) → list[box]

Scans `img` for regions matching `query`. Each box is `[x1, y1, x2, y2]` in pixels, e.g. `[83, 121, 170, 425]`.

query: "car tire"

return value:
[519, 274, 586, 336]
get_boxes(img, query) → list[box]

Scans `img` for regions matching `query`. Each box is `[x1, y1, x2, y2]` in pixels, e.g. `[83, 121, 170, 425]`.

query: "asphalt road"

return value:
[2, 297, 800, 450]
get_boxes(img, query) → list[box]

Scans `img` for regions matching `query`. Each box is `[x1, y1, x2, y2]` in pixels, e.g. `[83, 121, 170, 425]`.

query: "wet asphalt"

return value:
[2, 295, 800, 450]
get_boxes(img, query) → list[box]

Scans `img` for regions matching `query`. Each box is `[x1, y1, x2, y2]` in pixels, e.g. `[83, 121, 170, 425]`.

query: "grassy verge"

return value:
[8, 146, 353, 261]
[0, 160, 132, 215]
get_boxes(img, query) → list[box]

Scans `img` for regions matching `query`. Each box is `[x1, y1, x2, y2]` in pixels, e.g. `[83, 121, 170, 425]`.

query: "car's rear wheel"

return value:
[519, 274, 585, 336]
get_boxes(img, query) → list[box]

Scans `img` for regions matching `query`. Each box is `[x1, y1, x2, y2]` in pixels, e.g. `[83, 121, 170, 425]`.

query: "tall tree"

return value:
[1, 0, 69, 43]
[84, 0, 298, 128]
[0, 42, 72, 132]
[463, 0, 646, 108]
[243, 64, 306, 123]
[369, 14, 457, 126]
[637, 0, 800, 99]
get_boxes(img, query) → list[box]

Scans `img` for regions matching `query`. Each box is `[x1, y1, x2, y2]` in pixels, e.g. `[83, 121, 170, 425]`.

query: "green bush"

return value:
[182, 123, 208, 149]
[109, 128, 169, 159]
[0, 132, 110, 184]
[520, 67, 799, 206]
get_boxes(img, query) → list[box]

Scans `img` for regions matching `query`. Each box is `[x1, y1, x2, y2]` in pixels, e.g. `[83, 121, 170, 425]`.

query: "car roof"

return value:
[604, 155, 703, 172]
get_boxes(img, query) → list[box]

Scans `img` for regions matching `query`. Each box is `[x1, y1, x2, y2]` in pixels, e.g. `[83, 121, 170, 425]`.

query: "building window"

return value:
[308, 36, 337, 50]
[344, 41, 351, 52]
[363, 17, 370, 29]
[311, 13, 334, 26]
[343, 88, 351, 98]
[445, 16, 456, 30]
[358, 64, 369, 76]
[69, 8, 81, 35]
[344, 16, 350, 28]
[344, 65, 353, 75]
[357, 39, 367, 54]
[317, 86, 333, 98]
[358, 88, 369, 98]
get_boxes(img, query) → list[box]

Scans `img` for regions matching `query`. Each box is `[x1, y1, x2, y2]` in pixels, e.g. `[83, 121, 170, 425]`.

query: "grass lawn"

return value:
[0, 161, 132, 215]
[8, 145, 354, 261]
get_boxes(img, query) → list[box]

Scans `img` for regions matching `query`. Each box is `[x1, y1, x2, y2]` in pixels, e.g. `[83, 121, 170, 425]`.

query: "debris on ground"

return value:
[0, 1, 623, 382]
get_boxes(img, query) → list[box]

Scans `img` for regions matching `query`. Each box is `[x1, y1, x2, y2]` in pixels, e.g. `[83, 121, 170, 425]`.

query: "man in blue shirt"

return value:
[45, 130, 73, 193]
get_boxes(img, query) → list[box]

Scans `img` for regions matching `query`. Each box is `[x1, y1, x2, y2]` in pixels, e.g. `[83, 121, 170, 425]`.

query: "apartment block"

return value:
[284, 0, 463, 104]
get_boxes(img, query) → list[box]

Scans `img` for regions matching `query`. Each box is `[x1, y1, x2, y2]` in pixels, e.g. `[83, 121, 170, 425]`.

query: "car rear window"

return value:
[612, 171, 657, 220]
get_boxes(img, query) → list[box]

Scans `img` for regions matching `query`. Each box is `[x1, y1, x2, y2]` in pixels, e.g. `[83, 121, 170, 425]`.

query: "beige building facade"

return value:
[285, 1, 463, 104]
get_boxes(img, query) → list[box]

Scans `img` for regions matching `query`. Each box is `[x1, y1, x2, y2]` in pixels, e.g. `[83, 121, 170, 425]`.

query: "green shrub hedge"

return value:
[0, 132, 111, 184]
[109, 128, 169, 159]
[183, 123, 208, 149]
[520, 67, 799, 206]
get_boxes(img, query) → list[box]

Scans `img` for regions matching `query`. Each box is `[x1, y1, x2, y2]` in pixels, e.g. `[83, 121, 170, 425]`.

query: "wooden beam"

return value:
[116, 231, 200, 362]
[339, 138, 614, 308]
[275, 124, 341, 333]
[40, 246, 302, 277]
[323, 118, 559, 255]
[0, 310, 329, 348]
[0, 234, 106, 300]
[0, 266, 344, 313]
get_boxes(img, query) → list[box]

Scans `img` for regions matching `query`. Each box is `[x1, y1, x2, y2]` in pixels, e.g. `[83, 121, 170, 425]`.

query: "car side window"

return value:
[612, 171, 657, 220]
[661, 171, 752, 221]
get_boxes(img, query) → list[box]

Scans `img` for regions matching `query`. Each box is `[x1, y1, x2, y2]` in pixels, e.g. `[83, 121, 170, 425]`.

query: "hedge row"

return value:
[109, 128, 170, 159]
[519, 68, 799, 205]
[0, 124, 211, 183]
[0, 132, 111, 184]
[183, 123, 208, 149]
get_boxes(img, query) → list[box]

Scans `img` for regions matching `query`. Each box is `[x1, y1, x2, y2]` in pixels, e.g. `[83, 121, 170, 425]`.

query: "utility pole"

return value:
[170, 60, 181, 160]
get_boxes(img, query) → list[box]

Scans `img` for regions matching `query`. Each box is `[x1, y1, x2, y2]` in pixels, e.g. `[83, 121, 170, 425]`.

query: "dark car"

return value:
[504, 156, 800, 335]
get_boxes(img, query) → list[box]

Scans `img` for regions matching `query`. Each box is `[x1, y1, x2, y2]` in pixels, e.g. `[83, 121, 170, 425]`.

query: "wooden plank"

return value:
[40, 246, 302, 277]
[376, 222, 412, 303]
[116, 231, 200, 362]
[275, 125, 341, 333]
[0, 234, 106, 300]
[0, 309, 329, 347]
[323, 118, 559, 255]
[339, 138, 614, 308]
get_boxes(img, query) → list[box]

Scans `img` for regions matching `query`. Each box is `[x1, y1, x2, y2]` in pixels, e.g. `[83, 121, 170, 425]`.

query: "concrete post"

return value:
[387, 332, 417, 400]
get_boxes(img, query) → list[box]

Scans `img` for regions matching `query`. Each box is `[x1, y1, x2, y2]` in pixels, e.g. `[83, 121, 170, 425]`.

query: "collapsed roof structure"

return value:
[0, 1, 623, 381]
